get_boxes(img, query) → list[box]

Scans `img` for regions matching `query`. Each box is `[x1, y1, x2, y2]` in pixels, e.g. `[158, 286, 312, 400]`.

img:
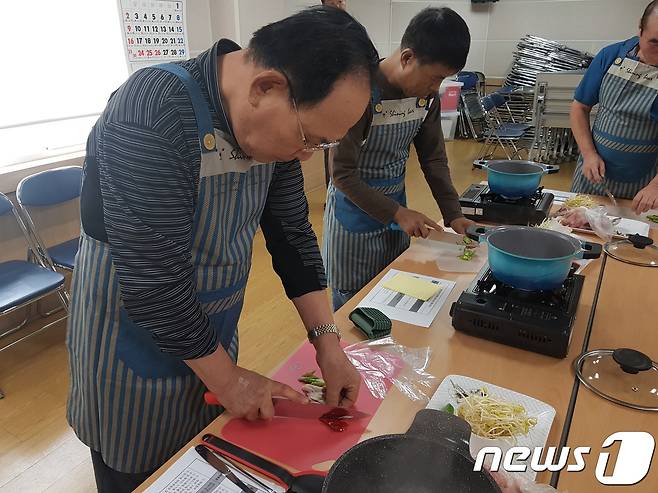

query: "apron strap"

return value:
[152, 63, 217, 153]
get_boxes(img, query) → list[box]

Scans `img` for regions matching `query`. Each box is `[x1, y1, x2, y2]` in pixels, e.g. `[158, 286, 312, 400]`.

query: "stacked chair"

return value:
[0, 166, 82, 398]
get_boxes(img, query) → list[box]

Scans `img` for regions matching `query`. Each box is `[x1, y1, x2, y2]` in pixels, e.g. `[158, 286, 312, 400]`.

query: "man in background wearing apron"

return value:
[67, 7, 378, 492]
[321, 0, 347, 189]
[323, 7, 475, 311]
[570, 0, 658, 214]
[321, 0, 347, 10]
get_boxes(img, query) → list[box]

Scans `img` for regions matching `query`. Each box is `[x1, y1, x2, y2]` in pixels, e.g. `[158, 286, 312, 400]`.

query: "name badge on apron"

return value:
[201, 129, 257, 177]
[372, 97, 430, 127]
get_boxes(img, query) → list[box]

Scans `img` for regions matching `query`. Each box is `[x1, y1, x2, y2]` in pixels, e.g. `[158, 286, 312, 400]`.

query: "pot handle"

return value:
[466, 225, 491, 242]
[406, 409, 472, 457]
[472, 160, 488, 170]
[578, 241, 603, 260]
[543, 164, 560, 174]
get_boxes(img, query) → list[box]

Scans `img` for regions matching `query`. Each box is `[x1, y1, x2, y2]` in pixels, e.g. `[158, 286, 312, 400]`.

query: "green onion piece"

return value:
[440, 403, 455, 415]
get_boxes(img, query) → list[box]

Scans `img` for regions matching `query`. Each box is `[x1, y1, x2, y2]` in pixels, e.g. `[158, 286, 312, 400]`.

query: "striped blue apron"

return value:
[66, 64, 275, 473]
[572, 53, 658, 198]
[323, 93, 430, 291]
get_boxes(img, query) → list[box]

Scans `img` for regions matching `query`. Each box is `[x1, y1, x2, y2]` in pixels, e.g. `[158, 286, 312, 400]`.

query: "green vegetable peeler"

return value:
[349, 307, 392, 340]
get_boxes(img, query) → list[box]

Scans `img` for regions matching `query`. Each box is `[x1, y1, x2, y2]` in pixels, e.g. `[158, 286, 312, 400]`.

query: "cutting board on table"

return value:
[222, 342, 392, 471]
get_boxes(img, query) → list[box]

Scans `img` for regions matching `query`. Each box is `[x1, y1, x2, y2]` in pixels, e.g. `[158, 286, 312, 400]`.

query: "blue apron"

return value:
[323, 93, 430, 291]
[66, 64, 275, 473]
[572, 52, 658, 198]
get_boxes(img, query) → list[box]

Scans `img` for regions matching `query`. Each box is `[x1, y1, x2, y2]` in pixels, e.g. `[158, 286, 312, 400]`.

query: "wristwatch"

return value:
[307, 323, 341, 342]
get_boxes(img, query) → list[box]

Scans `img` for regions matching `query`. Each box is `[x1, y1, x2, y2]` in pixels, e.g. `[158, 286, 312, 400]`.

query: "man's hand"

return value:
[632, 181, 658, 214]
[211, 366, 307, 421]
[313, 334, 361, 407]
[450, 217, 476, 235]
[582, 152, 606, 183]
[394, 206, 442, 238]
[186, 347, 306, 421]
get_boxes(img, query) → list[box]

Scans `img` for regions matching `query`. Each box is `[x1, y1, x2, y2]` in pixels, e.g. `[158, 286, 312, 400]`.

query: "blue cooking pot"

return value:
[474, 160, 559, 199]
[467, 225, 602, 291]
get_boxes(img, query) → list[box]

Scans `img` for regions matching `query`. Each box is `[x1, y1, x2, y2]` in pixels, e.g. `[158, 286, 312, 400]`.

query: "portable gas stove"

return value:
[458, 183, 554, 225]
[450, 264, 584, 358]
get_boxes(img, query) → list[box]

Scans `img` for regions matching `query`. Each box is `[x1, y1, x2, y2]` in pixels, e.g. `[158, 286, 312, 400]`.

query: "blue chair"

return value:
[456, 71, 487, 139]
[457, 72, 479, 92]
[0, 192, 69, 398]
[16, 166, 82, 271]
[475, 95, 532, 164]
[488, 92, 533, 132]
[497, 85, 521, 95]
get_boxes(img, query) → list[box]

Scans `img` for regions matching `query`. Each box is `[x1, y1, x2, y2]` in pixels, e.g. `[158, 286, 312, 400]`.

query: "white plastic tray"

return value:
[427, 374, 556, 481]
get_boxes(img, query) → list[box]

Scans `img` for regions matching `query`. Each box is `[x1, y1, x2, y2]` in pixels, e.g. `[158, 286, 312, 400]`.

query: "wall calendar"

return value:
[118, 0, 189, 72]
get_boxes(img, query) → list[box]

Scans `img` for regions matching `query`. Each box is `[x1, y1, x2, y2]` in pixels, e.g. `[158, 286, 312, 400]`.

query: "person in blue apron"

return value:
[323, 7, 475, 311]
[570, 0, 658, 214]
[67, 7, 378, 492]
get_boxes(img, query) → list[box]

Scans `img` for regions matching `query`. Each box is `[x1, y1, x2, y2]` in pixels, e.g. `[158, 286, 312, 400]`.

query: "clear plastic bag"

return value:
[344, 337, 436, 402]
[583, 206, 615, 242]
[557, 206, 615, 242]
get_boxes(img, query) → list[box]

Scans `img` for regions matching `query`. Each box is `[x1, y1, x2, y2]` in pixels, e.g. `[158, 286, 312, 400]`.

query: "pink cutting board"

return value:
[222, 342, 393, 471]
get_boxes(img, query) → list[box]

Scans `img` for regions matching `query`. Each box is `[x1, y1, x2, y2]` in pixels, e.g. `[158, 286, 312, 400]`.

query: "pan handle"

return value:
[406, 409, 472, 457]
[542, 164, 560, 174]
[466, 225, 491, 242]
[578, 241, 603, 260]
[472, 160, 488, 170]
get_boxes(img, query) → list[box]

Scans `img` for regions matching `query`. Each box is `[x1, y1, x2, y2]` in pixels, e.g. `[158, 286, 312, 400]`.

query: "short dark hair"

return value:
[400, 7, 470, 70]
[248, 6, 378, 107]
[641, 0, 658, 31]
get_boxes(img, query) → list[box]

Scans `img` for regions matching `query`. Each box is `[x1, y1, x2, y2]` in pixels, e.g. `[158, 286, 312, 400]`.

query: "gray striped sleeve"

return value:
[100, 121, 219, 360]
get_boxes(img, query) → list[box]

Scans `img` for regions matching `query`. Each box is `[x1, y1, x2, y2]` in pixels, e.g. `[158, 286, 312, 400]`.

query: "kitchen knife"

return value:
[603, 179, 618, 208]
[203, 391, 370, 420]
[195, 444, 254, 493]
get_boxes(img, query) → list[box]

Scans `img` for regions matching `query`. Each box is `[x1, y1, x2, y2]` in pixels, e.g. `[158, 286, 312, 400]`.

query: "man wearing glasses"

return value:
[67, 7, 377, 492]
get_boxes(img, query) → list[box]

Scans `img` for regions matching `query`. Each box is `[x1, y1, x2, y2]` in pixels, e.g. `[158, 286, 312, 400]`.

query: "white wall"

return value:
[203, 0, 647, 78]
[187, 0, 214, 56]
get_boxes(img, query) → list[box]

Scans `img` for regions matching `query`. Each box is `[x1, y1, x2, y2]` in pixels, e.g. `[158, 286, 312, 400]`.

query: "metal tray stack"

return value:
[505, 35, 593, 88]
[529, 70, 595, 164]
[503, 36, 593, 163]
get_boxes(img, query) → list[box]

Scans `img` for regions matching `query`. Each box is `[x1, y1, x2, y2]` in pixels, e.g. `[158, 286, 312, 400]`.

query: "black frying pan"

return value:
[322, 409, 502, 493]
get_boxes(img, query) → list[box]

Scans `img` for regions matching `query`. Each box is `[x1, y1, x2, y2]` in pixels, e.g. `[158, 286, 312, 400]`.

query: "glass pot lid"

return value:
[574, 348, 658, 411]
[603, 234, 658, 267]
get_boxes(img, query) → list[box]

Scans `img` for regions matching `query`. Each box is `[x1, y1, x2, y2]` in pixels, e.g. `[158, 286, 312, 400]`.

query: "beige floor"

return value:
[0, 140, 575, 492]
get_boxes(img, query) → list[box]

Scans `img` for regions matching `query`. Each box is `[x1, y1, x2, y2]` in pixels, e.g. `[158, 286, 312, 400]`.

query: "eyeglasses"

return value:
[290, 89, 340, 152]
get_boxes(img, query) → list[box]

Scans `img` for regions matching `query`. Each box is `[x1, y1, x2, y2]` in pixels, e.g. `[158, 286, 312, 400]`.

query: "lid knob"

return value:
[627, 234, 654, 250]
[612, 348, 653, 374]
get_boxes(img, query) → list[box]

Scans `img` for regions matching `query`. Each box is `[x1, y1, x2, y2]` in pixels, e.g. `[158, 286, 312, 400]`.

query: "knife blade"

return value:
[603, 180, 618, 208]
[195, 444, 254, 493]
[203, 391, 370, 420]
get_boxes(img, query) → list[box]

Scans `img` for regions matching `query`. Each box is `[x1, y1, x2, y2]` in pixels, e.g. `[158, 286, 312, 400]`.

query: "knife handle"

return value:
[203, 434, 294, 488]
[202, 433, 326, 489]
[204, 391, 221, 406]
